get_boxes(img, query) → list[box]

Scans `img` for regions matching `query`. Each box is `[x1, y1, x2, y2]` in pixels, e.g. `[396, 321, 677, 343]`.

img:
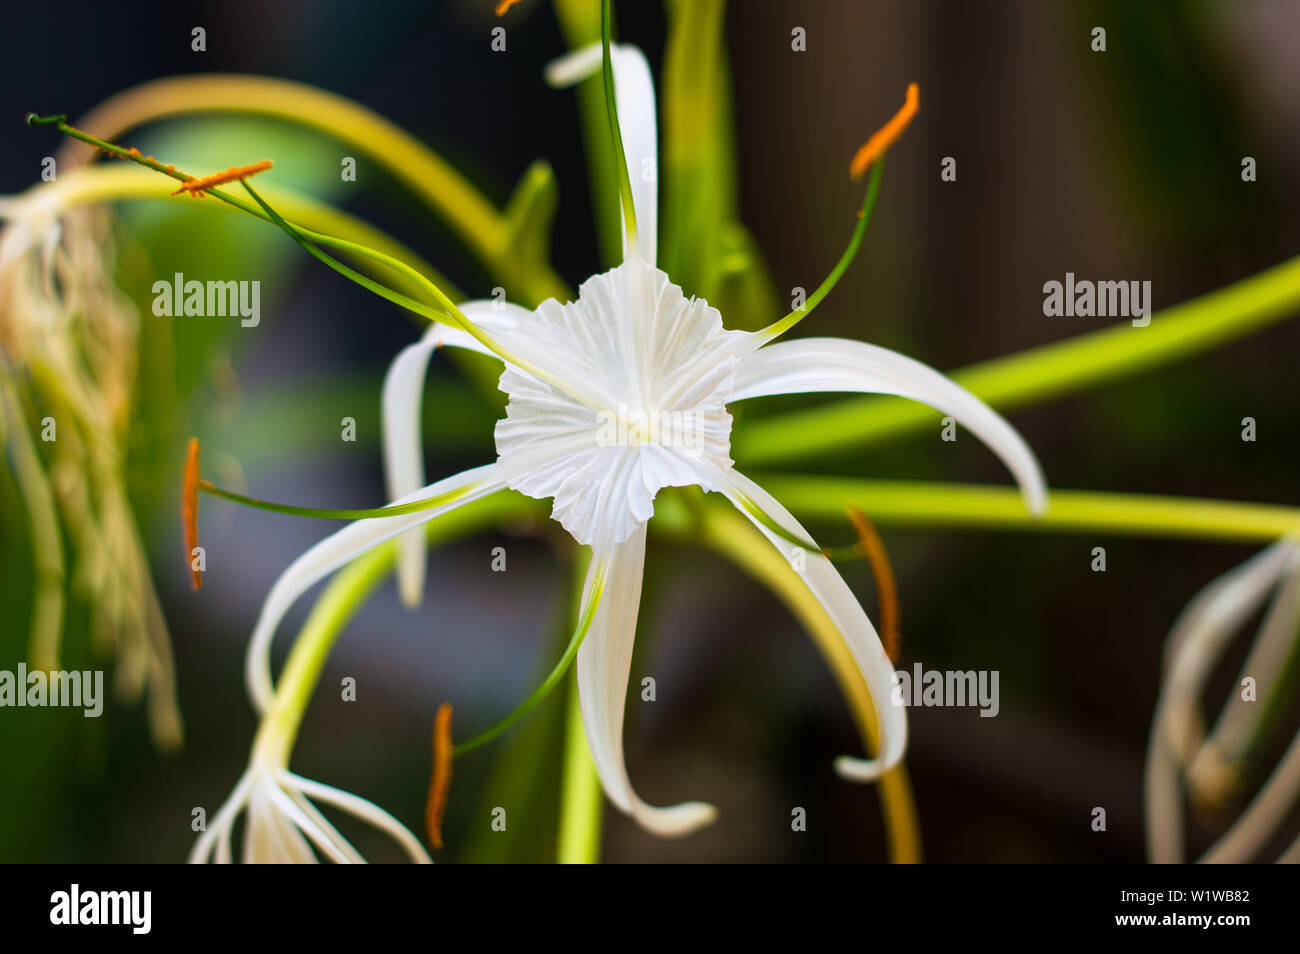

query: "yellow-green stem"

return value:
[55, 74, 568, 304]
[556, 549, 604, 863]
[757, 476, 1300, 542]
[736, 254, 1300, 464]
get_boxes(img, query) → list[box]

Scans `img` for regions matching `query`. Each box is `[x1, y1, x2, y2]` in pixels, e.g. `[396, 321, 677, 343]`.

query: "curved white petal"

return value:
[288, 772, 432, 864]
[189, 769, 253, 864]
[245, 464, 506, 715]
[576, 523, 717, 836]
[266, 782, 353, 863]
[1144, 541, 1296, 863]
[731, 338, 1048, 516]
[382, 300, 528, 607]
[546, 42, 657, 264]
[281, 781, 367, 865]
[713, 467, 907, 782]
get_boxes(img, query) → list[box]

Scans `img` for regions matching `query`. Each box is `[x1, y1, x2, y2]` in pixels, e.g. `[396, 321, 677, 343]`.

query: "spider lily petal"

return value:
[576, 523, 718, 835]
[547, 42, 658, 263]
[382, 300, 527, 606]
[731, 337, 1048, 515]
[246, 463, 507, 713]
[712, 467, 907, 781]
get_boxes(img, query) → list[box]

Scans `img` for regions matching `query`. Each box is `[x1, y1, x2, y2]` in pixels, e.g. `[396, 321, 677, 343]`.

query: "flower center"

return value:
[492, 263, 749, 545]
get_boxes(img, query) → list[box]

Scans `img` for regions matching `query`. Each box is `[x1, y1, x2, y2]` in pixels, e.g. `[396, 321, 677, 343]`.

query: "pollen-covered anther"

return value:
[172, 160, 273, 198]
[426, 702, 454, 851]
[846, 506, 901, 661]
[495, 0, 522, 16]
[182, 438, 202, 591]
[849, 83, 919, 181]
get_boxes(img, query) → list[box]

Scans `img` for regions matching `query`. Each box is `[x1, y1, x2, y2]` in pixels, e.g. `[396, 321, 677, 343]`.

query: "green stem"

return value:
[241, 181, 589, 401]
[756, 475, 1300, 542]
[556, 675, 603, 863]
[556, 552, 604, 863]
[600, 0, 638, 247]
[44, 74, 568, 304]
[757, 159, 885, 342]
[735, 254, 1300, 464]
[4, 164, 460, 305]
[200, 478, 477, 521]
[454, 561, 606, 756]
[34, 115, 466, 322]
[555, 0, 622, 269]
[35, 114, 571, 389]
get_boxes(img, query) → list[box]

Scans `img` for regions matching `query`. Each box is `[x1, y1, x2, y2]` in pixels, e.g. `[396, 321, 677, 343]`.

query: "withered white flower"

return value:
[190, 723, 431, 864]
[0, 170, 181, 748]
[246, 42, 1046, 836]
[1146, 536, 1300, 863]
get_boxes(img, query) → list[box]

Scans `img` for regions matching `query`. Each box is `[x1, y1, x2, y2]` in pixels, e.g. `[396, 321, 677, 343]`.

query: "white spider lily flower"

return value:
[245, 43, 1046, 837]
[1145, 537, 1300, 863]
[190, 732, 431, 864]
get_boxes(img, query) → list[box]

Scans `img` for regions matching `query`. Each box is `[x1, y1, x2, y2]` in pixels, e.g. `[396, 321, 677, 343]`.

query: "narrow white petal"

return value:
[576, 524, 717, 836]
[280, 775, 366, 864]
[245, 464, 505, 715]
[288, 772, 432, 864]
[380, 301, 525, 608]
[215, 821, 234, 865]
[544, 45, 604, 87]
[244, 783, 318, 864]
[545, 42, 657, 264]
[267, 783, 355, 864]
[732, 338, 1048, 516]
[188, 769, 253, 864]
[383, 333, 440, 609]
[713, 467, 907, 782]
[1145, 541, 1296, 862]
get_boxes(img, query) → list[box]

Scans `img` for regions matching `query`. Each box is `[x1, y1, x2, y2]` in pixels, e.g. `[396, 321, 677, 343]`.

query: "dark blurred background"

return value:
[2, 0, 1299, 862]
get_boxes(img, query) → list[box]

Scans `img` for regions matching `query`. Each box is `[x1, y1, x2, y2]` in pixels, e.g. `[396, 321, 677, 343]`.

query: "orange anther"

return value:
[849, 83, 919, 180]
[495, 0, 522, 15]
[182, 438, 202, 591]
[172, 160, 273, 197]
[846, 506, 901, 661]
[426, 702, 454, 850]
